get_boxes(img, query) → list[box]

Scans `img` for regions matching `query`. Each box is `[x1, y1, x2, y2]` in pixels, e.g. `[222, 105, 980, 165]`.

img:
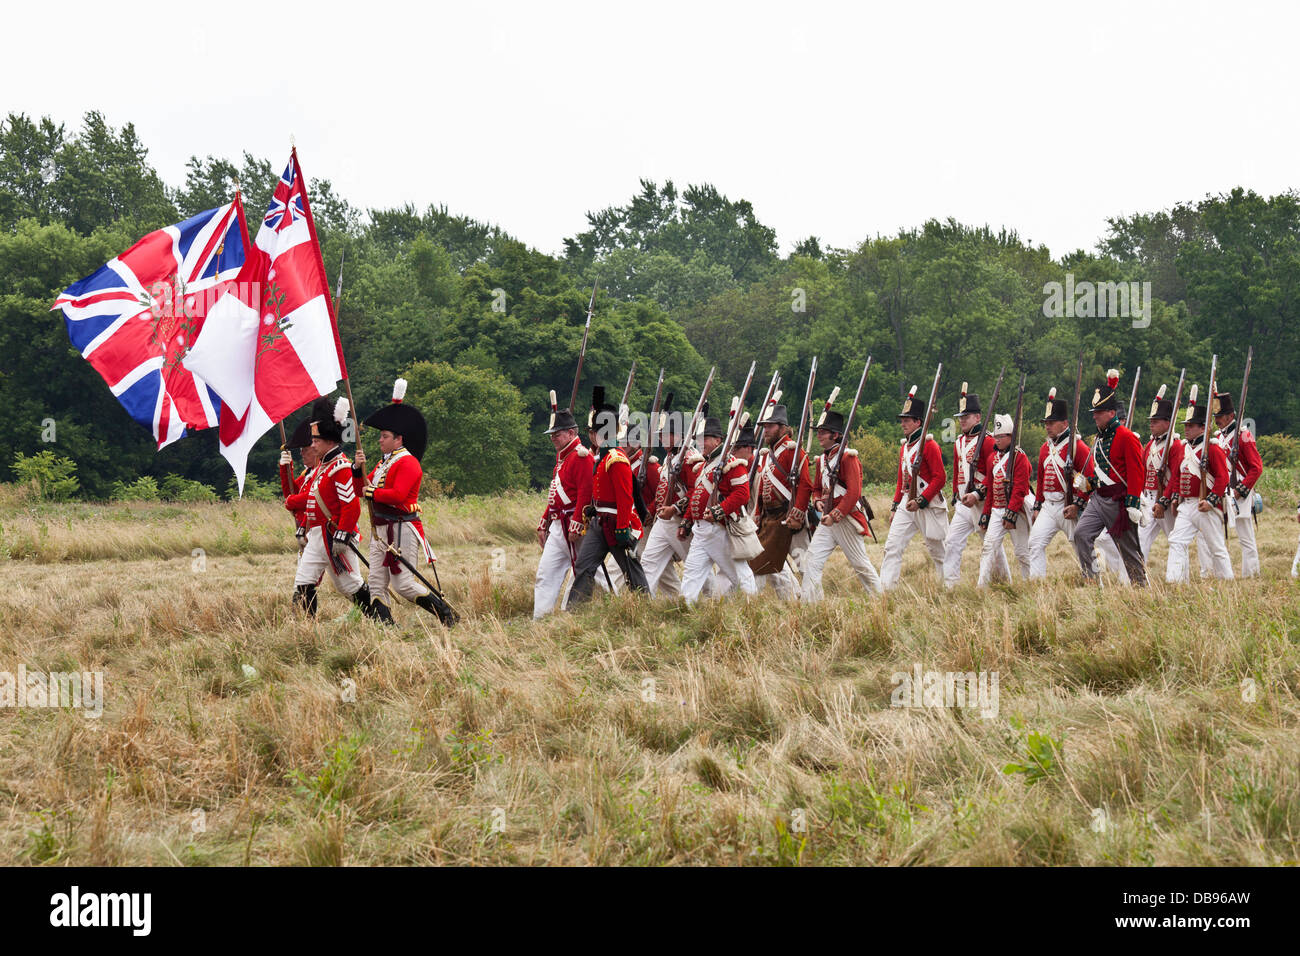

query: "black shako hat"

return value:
[955, 381, 981, 416]
[1091, 369, 1121, 413]
[1042, 387, 1068, 422]
[363, 378, 428, 460]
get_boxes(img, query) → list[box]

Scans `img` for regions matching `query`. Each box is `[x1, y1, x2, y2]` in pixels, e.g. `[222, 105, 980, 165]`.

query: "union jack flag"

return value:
[52, 200, 251, 448]
[261, 159, 306, 235]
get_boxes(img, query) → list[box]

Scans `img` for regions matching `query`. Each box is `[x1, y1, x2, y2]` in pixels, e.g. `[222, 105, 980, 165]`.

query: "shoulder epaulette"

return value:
[575, 445, 590, 457]
[649, 455, 660, 465]
[604, 449, 630, 469]
[844, 448, 859, 458]
[685, 449, 704, 464]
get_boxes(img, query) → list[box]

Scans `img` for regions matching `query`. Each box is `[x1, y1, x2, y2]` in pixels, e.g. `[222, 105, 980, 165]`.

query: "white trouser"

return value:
[1139, 492, 1177, 558]
[533, 519, 575, 618]
[943, 500, 1000, 587]
[978, 507, 1031, 586]
[640, 516, 688, 597]
[1292, 530, 1300, 578]
[681, 521, 756, 606]
[800, 519, 883, 601]
[754, 570, 800, 599]
[880, 499, 948, 590]
[1202, 493, 1257, 578]
[789, 527, 811, 572]
[294, 525, 364, 595]
[369, 520, 432, 605]
[1167, 505, 1234, 582]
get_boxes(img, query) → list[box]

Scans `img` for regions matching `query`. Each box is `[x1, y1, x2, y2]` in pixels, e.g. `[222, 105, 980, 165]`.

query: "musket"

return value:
[646, 368, 665, 457]
[964, 367, 1005, 498]
[707, 360, 758, 509]
[1002, 372, 1027, 506]
[1158, 369, 1187, 492]
[1199, 354, 1219, 504]
[791, 358, 818, 480]
[664, 366, 717, 506]
[826, 356, 875, 540]
[568, 279, 598, 412]
[1227, 345, 1254, 526]
[1064, 353, 1084, 508]
[1123, 366, 1142, 431]
[906, 363, 944, 500]
[748, 370, 782, 501]
[616, 359, 637, 441]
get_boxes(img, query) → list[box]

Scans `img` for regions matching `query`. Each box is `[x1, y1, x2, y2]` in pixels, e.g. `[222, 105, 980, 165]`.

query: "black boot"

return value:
[293, 584, 318, 616]
[351, 584, 379, 619]
[415, 593, 457, 628]
[370, 599, 395, 625]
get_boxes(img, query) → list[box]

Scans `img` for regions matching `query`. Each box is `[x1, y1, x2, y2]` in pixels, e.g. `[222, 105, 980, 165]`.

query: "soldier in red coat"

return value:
[679, 413, 756, 605]
[568, 387, 649, 608]
[288, 398, 378, 618]
[977, 414, 1034, 586]
[1072, 370, 1148, 585]
[750, 400, 813, 599]
[1164, 386, 1234, 581]
[1026, 387, 1126, 580]
[1208, 389, 1264, 577]
[354, 379, 453, 627]
[279, 418, 316, 553]
[942, 382, 996, 587]
[880, 386, 948, 589]
[800, 405, 882, 600]
[532, 391, 592, 617]
[1139, 386, 1181, 558]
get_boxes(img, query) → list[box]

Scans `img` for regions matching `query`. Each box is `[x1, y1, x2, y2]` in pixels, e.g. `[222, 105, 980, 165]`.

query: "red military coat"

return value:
[894, 430, 946, 506]
[755, 434, 813, 520]
[286, 446, 359, 535]
[952, 427, 996, 501]
[1212, 420, 1263, 492]
[280, 460, 312, 530]
[1142, 433, 1183, 495]
[1165, 436, 1229, 507]
[984, 446, 1031, 515]
[811, 445, 869, 535]
[541, 435, 592, 536]
[1037, 434, 1091, 503]
[591, 447, 643, 543]
[685, 449, 750, 521]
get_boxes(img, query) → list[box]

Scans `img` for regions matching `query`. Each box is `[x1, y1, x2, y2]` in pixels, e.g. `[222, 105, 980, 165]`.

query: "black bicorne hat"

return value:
[735, 420, 757, 448]
[1212, 391, 1234, 417]
[309, 397, 346, 444]
[363, 378, 428, 460]
[287, 417, 313, 449]
[758, 403, 789, 427]
[700, 416, 725, 440]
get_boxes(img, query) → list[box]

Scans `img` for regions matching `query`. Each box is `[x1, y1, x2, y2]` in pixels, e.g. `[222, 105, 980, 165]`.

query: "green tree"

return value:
[402, 361, 529, 495]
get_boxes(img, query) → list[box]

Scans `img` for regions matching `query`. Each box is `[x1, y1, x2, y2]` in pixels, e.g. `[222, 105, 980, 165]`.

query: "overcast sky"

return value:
[7, 1, 1297, 258]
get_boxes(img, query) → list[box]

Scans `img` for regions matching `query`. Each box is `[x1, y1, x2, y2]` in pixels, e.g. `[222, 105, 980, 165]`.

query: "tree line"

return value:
[1, 111, 1296, 499]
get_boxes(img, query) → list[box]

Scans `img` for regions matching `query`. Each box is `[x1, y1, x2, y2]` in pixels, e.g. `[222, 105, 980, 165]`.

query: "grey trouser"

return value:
[1074, 495, 1147, 586]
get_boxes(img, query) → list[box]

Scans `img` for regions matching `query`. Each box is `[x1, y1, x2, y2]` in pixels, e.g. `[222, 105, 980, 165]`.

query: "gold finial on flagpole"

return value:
[231, 176, 241, 199]
[290, 133, 296, 152]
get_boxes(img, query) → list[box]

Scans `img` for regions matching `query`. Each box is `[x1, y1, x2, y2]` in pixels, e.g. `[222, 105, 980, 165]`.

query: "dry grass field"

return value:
[1, 477, 1298, 866]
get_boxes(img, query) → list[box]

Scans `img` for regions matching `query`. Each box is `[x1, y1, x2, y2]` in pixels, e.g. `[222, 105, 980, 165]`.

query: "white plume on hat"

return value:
[333, 397, 350, 425]
[992, 413, 1014, 436]
[392, 378, 408, 402]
